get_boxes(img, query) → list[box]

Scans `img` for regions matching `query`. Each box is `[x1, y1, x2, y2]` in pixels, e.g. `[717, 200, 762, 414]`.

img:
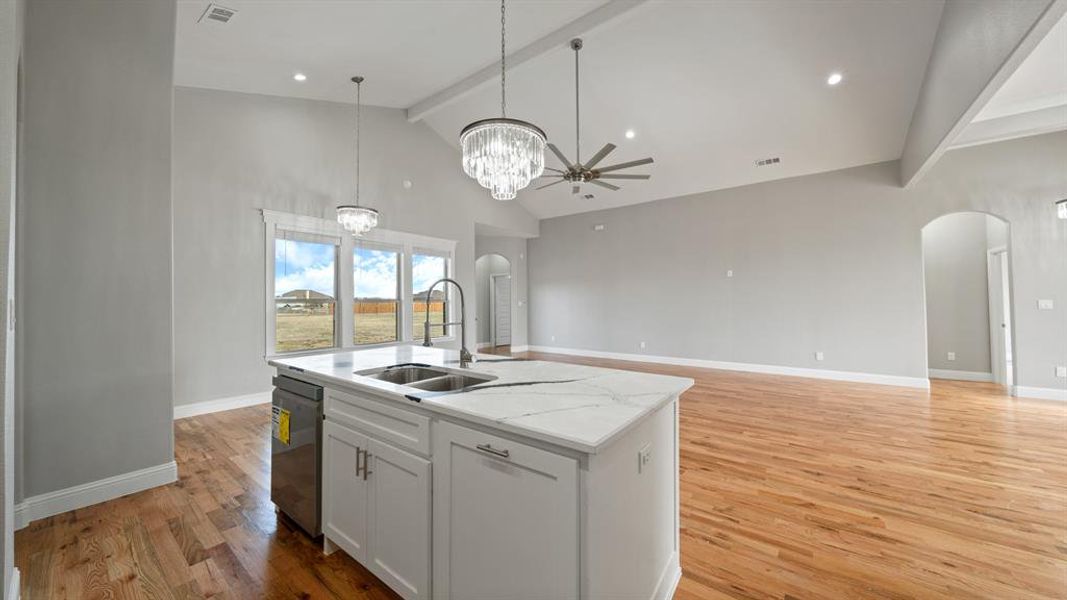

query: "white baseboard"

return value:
[476, 342, 493, 350]
[1013, 385, 1067, 401]
[15, 461, 177, 530]
[7, 567, 19, 600]
[526, 345, 931, 389]
[651, 552, 681, 600]
[928, 369, 995, 382]
[173, 391, 271, 420]
[510, 344, 529, 353]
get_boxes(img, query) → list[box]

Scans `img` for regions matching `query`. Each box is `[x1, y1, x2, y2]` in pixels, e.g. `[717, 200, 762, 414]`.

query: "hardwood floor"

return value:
[16, 352, 1067, 599]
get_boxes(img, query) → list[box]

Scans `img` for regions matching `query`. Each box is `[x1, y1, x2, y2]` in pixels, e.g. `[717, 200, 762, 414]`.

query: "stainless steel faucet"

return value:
[421, 278, 473, 368]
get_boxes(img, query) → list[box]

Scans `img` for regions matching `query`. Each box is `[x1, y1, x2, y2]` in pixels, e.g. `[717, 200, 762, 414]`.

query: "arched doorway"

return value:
[475, 253, 512, 355]
[921, 212, 1014, 387]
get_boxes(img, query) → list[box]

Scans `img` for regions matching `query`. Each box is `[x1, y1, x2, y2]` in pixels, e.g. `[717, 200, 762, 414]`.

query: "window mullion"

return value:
[339, 235, 354, 349]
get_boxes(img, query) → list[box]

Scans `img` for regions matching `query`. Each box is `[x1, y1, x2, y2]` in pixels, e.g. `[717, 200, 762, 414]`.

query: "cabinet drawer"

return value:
[326, 388, 430, 456]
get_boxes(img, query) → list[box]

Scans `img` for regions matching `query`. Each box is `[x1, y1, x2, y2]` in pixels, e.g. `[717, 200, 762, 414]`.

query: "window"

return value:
[412, 252, 449, 340]
[263, 210, 455, 356]
[354, 245, 400, 345]
[274, 236, 338, 353]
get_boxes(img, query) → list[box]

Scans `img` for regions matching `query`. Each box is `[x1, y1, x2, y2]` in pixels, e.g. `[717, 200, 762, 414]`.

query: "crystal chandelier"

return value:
[337, 76, 380, 235]
[460, 0, 546, 201]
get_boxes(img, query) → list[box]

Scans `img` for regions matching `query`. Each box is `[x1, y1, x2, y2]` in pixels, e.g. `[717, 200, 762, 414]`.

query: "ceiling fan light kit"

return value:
[537, 38, 654, 197]
[460, 0, 546, 201]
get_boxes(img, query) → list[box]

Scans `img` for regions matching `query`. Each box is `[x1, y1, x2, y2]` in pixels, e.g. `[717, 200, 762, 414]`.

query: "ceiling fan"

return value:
[537, 38, 653, 196]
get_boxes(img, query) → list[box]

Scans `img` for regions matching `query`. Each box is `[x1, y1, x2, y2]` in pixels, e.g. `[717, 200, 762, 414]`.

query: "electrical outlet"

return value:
[726, 269, 734, 278]
[1037, 299, 1054, 310]
[815, 351, 824, 361]
[1056, 366, 1067, 378]
[639, 341, 646, 349]
[550, 335, 556, 343]
[947, 352, 956, 361]
[638, 444, 652, 474]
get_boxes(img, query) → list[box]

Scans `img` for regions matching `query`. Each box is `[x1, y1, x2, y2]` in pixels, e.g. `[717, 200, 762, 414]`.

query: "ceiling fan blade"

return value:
[589, 180, 621, 191]
[547, 143, 574, 168]
[583, 143, 616, 169]
[596, 157, 654, 174]
[572, 185, 580, 195]
[544, 166, 566, 174]
[535, 179, 566, 190]
[598, 174, 650, 180]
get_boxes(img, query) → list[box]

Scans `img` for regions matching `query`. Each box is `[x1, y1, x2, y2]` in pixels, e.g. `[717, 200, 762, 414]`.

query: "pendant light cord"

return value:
[356, 78, 361, 203]
[500, 0, 507, 118]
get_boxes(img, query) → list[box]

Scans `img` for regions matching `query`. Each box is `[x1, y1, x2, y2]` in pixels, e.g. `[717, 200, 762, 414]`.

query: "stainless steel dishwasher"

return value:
[271, 374, 323, 537]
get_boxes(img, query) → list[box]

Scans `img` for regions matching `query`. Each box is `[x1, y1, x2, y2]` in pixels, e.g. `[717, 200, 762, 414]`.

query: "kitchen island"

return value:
[269, 346, 693, 600]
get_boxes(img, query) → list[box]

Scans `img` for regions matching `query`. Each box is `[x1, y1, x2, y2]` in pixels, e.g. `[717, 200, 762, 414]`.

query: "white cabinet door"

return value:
[367, 439, 432, 600]
[323, 420, 371, 563]
[433, 421, 579, 600]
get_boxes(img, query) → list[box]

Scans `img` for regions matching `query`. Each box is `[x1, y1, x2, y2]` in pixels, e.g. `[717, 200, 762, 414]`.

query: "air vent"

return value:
[198, 3, 237, 24]
[755, 157, 781, 167]
[583, 194, 595, 200]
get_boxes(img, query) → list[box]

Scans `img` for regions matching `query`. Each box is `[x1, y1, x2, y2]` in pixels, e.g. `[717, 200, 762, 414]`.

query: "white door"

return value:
[323, 421, 371, 562]
[987, 249, 1013, 386]
[491, 274, 511, 346]
[367, 438, 432, 600]
[433, 421, 579, 600]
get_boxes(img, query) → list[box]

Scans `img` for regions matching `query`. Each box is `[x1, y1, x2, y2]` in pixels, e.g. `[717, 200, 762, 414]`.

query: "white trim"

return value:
[14, 461, 177, 530]
[928, 369, 995, 382]
[1013, 386, 1067, 401]
[526, 345, 931, 389]
[173, 391, 271, 420]
[510, 344, 529, 353]
[7, 568, 19, 600]
[476, 342, 493, 350]
[651, 552, 681, 600]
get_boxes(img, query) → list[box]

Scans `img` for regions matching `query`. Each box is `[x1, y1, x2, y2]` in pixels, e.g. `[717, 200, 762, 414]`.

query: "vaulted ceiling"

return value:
[175, 1, 1064, 220]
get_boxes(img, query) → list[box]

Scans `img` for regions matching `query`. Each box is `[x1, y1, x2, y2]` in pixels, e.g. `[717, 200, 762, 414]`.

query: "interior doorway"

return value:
[475, 253, 512, 355]
[921, 212, 1013, 387]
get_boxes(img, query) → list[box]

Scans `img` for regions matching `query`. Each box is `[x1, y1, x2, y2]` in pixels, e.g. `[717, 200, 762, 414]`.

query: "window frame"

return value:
[263, 209, 456, 358]
[352, 240, 402, 346]
[411, 247, 452, 341]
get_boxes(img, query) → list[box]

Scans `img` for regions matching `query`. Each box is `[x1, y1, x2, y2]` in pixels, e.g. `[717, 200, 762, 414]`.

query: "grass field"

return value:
[275, 310, 446, 353]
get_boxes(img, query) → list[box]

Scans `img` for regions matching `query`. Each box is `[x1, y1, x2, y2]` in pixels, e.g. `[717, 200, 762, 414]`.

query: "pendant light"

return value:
[337, 76, 380, 235]
[460, 0, 546, 201]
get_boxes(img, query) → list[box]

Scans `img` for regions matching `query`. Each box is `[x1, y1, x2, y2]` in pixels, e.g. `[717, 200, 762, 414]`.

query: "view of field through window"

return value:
[274, 237, 449, 353]
[275, 238, 336, 353]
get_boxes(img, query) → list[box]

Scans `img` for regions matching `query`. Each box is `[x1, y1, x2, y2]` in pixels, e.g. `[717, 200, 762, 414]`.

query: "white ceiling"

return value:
[974, 13, 1067, 122]
[175, 0, 945, 219]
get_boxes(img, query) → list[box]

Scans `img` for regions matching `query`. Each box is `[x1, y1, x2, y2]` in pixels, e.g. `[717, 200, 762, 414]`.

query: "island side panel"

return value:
[583, 398, 681, 600]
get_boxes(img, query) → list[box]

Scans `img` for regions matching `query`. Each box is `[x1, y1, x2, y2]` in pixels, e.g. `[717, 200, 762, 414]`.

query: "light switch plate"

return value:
[947, 352, 956, 361]
[815, 351, 824, 361]
[1037, 299, 1054, 310]
[1056, 366, 1067, 378]
[726, 269, 734, 278]
[639, 341, 647, 349]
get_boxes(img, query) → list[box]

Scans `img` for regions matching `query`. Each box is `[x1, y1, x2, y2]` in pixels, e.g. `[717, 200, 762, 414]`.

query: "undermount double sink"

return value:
[356, 364, 496, 392]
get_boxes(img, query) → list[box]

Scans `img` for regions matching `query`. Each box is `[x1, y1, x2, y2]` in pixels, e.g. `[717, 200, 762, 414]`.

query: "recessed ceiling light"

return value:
[827, 72, 843, 86]
[625, 129, 635, 139]
[293, 73, 307, 82]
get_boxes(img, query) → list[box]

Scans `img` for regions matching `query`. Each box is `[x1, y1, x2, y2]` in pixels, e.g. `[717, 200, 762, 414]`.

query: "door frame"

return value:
[489, 273, 511, 347]
[986, 246, 1012, 386]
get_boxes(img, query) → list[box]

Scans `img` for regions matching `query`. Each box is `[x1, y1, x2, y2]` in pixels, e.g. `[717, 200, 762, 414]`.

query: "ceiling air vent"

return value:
[754, 157, 781, 167]
[198, 3, 237, 24]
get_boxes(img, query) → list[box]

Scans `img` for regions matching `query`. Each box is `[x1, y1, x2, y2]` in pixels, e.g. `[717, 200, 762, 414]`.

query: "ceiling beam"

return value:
[405, 0, 648, 123]
[899, 0, 1067, 188]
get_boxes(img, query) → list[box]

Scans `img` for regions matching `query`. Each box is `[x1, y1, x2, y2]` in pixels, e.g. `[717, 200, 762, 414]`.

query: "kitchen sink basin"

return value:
[357, 365, 448, 385]
[409, 373, 495, 392]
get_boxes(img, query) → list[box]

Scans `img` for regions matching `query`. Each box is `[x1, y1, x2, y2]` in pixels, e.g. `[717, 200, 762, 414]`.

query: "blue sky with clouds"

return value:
[275, 239, 446, 300]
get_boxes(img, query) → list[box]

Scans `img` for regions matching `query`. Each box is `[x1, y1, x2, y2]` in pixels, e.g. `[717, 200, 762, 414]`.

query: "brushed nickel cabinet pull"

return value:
[476, 443, 510, 458]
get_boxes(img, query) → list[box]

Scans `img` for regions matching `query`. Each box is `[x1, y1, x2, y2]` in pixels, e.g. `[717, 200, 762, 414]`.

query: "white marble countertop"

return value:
[268, 346, 693, 454]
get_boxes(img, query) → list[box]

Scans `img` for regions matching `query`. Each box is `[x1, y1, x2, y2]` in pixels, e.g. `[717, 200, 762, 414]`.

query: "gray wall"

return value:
[475, 253, 511, 345]
[922, 213, 1006, 373]
[529, 132, 1067, 390]
[0, 0, 22, 590]
[900, 0, 1064, 184]
[19, 0, 176, 498]
[475, 235, 529, 348]
[173, 87, 538, 407]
